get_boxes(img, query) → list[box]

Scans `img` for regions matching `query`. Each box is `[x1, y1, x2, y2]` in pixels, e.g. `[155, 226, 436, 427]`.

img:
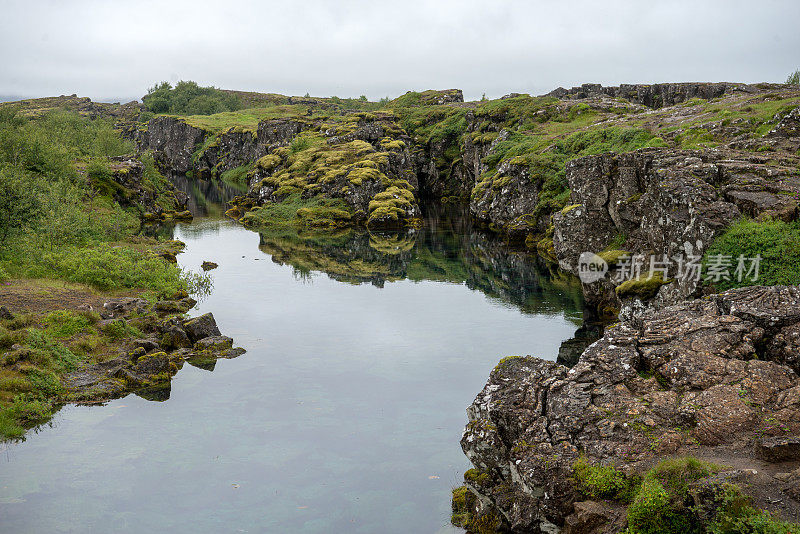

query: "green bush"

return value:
[626, 458, 719, 534]
[143, 81, 242, 115]
[627, 479, 696, 534]
[707, 483, 800, 534]
[42, 244, 188, 294]
[787, 70, 800, 86]
[572, 458, 640, 502]
[703, 218, 800, 291]
[0, 166, 42, 245]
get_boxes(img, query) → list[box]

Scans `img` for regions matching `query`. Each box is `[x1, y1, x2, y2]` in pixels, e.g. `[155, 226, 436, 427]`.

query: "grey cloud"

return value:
[1, 0, 798, 103]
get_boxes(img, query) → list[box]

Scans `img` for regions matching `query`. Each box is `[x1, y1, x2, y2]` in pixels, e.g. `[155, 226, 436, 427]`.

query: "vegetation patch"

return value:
[143, 81, 242, 115]
[572, 458, 641, 503]
[241, 193, 354, 229]
[703, 218, 800, 291]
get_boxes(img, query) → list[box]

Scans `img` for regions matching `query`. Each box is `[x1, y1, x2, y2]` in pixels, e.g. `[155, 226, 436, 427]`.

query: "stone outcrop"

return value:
[552, 148, 800, 312]
[137, 116, 206, 174]
[101, 155, 189, 217]
[460, 285, 800, 532]
[193, 118, 307, 179]
[546, 82, 764, 108]
[64, 300, 245, 402]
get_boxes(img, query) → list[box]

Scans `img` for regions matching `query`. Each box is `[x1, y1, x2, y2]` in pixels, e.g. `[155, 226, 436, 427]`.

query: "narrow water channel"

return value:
[0, 180, 587, 533]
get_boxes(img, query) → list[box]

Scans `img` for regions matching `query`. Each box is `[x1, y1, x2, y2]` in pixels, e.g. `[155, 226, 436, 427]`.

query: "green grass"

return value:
[43, 311, 92, 338]
[219, 164, 253, 189]
[703, 218, 800, 291]
[0, 106, 205, 297]
[177, 105, 309, 133]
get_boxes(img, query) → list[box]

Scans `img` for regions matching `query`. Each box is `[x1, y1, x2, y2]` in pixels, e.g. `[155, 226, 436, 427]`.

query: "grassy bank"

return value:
[0, 103, 210, 440]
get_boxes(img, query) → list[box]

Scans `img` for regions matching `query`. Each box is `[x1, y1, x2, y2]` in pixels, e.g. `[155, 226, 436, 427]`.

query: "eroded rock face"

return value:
[552, 148, 800, 311]
[470, 158, 542, 234]
[546, 82, 761, 108]
[137, 116, 206, 174]
[460, 285, 800, 531]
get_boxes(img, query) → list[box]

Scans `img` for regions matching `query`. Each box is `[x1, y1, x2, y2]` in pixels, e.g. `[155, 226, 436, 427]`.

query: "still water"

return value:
[0, 190, 586, 533]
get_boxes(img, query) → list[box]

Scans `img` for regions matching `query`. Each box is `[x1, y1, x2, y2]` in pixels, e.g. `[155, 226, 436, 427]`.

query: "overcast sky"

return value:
[1, 0, 798, 103]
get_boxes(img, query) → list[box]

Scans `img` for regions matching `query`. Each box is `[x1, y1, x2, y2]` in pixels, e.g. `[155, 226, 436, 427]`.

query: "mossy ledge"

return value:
[0, 290, 245, 442]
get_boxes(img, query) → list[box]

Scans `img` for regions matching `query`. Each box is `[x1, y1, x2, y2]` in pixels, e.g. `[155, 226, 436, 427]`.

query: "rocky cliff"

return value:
[546, 82, 768, 108]
[459, 285, 800, 532]
[552, 148, 800, 314]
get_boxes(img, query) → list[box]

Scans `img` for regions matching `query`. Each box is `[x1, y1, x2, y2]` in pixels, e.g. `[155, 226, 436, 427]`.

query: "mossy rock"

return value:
[615, 271, 670, 300]
[597, 249, 630, 266]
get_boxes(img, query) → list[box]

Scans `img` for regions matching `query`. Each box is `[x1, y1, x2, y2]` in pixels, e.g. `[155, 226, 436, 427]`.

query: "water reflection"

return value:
[170, 173, 245, 218]
[258, 210, 586, 319]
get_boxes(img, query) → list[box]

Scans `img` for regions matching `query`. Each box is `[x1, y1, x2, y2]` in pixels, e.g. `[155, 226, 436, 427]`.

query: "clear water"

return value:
[0, 189, 586, 533]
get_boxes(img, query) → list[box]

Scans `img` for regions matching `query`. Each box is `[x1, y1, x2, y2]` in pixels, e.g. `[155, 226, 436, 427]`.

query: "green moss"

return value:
[255, 154, 282, 172]
[464, 468, 491, 485]
[296, 206, 352, 228]
[703, 218, 800, 291]
[615, 271, 670, 300]
[450, 482, 503, 534]
[451, 486, 472, 527]
[560, 203, 581, 214]
[493, 355, 527, 372]
[366, 185, 416, 227]
[597, 249, 630, 266]
[572, 458, 641, 503]
[379, 137, 405, 150]
[240, 193, 354, 230]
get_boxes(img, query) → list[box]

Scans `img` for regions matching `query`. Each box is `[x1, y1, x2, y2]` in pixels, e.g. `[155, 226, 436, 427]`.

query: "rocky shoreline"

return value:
[456, 285, 800, 532]
[0, 282, 245, 438]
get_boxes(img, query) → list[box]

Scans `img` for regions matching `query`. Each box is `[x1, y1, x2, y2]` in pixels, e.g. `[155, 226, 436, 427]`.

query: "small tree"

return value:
[787, 70, 800, 86]
[0, 168, 41, 246]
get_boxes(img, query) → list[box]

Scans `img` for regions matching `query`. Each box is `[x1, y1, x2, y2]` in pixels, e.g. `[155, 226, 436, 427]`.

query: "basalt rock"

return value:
[137, 116, 206, 174]
[460, 285, 800, 532]
[545, 82, 762, 108]
[470, 156, 541, 235]
[182, 313, 222, 343]
[552, 148, 800, 313]
[64, 302, 244, 402]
